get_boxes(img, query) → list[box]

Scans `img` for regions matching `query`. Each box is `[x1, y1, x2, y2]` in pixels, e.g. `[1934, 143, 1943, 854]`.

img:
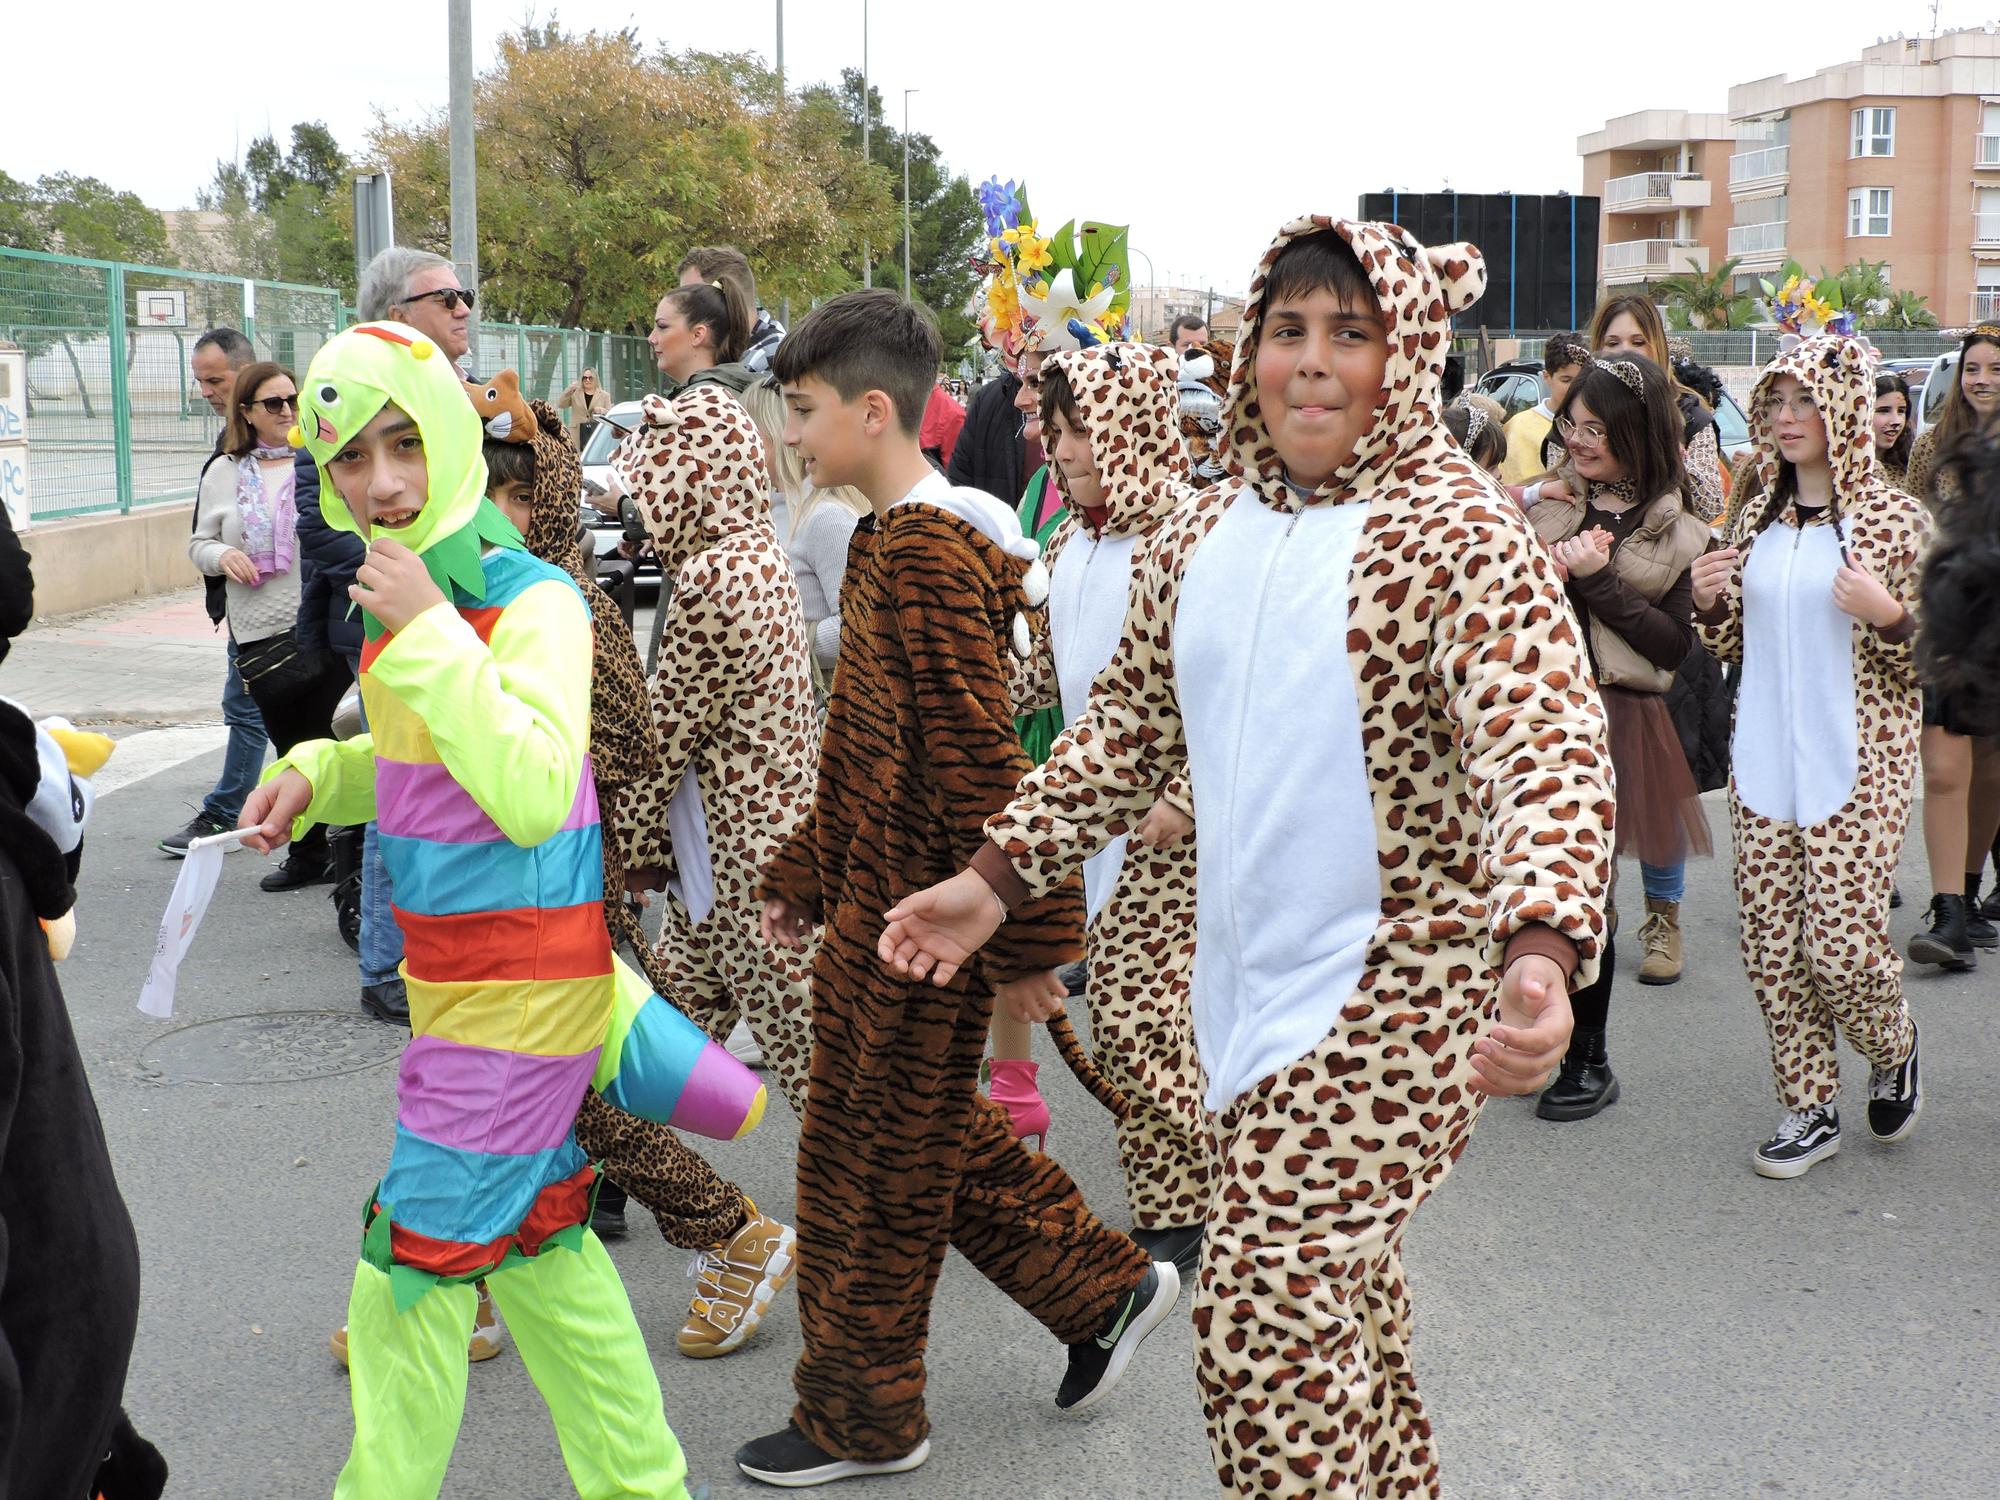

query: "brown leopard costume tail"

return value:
[1047, 1014, 1130, 1121]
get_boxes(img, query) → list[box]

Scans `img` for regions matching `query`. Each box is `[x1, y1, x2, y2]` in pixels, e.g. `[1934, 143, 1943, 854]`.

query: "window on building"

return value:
[1850, 107, 1895, 157]
[1978, 265, 2000, 290]
[1848, 188, 1892, 236]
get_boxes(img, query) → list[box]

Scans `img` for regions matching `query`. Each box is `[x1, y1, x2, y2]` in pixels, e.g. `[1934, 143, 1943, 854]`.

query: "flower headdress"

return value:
[1760, 273, 1857, 339]
[972, 177, 1131, 355]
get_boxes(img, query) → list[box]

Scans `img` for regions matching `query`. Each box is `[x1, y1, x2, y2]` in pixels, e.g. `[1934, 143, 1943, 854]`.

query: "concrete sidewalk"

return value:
[7, 587, 230, 725]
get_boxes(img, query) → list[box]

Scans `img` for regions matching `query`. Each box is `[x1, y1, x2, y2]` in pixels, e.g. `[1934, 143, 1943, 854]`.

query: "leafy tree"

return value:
[370, 25, 895, 366]
[189, 122, 356, 295]
[1656, 256, 1754, 330]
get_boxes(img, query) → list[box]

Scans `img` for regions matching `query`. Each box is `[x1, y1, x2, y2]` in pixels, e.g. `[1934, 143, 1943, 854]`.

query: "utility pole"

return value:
[447, 0, 478, 362]
[903, 90, 918, 300]
[860, 0, 871, 288]
[775, 0, 784, 93]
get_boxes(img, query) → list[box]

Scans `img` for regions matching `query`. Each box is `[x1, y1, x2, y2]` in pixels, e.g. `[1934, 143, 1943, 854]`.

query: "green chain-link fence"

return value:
[1, 245, 653, 523]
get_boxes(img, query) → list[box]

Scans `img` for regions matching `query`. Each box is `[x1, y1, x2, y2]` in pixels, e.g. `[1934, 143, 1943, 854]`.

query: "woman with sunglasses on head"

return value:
[1521, 353, 1713, 1121]
[188, 362, 350, 892]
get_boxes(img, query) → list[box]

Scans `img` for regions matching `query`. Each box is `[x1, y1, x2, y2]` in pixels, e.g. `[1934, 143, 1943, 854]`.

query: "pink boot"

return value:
[986, 1058, 1051, 1151]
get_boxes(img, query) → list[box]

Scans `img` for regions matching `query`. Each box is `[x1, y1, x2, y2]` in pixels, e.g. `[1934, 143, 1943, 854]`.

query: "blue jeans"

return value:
[202, 637, 271, 824]
[1641, 860, 1685, 904]
[342, 653, 405, 988]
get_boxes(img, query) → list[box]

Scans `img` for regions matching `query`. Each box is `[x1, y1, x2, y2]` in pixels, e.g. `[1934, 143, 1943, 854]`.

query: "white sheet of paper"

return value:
[138, 830, 249, 1018]
[664, 767, 715, 927]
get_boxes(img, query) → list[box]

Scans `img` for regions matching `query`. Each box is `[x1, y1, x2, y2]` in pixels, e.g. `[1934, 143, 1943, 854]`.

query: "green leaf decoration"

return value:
[1043, 218, 1078, 275]
[1075, 222, 1132, 314]
[389, 1262, 441, 1313]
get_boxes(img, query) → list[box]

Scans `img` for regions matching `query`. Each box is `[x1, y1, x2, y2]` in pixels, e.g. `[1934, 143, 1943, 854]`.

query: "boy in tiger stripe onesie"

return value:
[881, 218, 1612, 1500]
[1014, 340, 1213, 1270]
[738, 290, 1176, 1489]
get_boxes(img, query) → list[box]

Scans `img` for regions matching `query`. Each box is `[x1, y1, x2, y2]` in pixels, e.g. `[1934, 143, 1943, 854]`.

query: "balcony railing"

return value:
[1603, 239, 1707, 273]
[1604, 172, 1712, 211]
[1978, 133, 2000, 168]
[1976, 212, 2000, 243]
[1729, 145, 1790, 185]
[1973, 291, 2000, 322]
[1726, 220, 1788, 256]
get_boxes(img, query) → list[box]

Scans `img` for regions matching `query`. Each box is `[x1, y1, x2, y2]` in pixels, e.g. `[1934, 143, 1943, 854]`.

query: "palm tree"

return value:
[1655, 255, 1753, 330]
[1867, 288, 1939, 331]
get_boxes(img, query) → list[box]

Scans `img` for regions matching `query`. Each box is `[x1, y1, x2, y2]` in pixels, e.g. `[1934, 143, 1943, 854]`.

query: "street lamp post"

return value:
[1129, 246, 1156, 341]
[903, 89, 918, 300]
[861, 0, 870, 288]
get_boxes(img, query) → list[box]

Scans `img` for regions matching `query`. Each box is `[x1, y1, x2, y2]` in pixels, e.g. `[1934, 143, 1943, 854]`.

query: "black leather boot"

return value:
[1536, 1027, 1620, 1121]
[1908, 894, 1978, 972]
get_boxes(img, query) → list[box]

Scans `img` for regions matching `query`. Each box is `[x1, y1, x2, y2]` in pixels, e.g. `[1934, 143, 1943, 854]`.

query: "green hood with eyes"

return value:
[294, 322, 523, 634]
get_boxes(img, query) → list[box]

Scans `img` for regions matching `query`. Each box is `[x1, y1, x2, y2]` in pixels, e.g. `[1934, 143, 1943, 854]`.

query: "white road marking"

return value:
[95, 725, 235, 797]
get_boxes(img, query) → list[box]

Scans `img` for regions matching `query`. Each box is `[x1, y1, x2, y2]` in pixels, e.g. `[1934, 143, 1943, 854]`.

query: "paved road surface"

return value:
[17, 591, 1999, 1498]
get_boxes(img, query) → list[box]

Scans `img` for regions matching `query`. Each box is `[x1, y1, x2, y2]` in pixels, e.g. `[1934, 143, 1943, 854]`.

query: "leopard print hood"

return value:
[1044, 342, 1192, 537]
[1219, 217, 1485, 510]
[614, 386, 774, 576]
[520, 398, 590, 590]
[1739, 333, 1883, 537]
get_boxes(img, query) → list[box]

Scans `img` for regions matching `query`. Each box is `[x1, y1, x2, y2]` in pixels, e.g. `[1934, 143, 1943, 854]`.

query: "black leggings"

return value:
[1570, 935, 1615, 1034]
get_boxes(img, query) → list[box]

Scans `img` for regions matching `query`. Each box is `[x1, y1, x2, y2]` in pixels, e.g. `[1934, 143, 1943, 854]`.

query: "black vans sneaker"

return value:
[1752, 1105, 1840, 1180]
[1867, 1026, 1923, 1143]
[1055, 1261, 1181, 1413]
[735, 1423, 929, 1488]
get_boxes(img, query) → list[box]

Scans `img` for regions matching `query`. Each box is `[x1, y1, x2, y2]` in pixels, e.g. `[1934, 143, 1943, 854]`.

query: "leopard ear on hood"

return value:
[612, 386, 772, 576]
[1043, 342, 1191, 537]
[1743, 332, 1883, 530]
[1218, 217, 1486, 509]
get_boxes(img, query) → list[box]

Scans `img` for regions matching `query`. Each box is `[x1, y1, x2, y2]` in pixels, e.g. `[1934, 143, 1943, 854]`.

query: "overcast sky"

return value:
[6, 1, 1974, 297]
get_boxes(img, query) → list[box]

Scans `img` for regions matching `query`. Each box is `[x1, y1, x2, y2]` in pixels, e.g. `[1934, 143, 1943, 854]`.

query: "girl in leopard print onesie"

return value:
[1693, 332, 1930, 1179]
[1014, 341, 1214, 1271]
[883, 217, 1614, 1500]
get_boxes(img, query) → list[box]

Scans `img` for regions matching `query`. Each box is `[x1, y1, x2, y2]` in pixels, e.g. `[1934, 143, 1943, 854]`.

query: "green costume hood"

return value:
[293, 322, 523, 630]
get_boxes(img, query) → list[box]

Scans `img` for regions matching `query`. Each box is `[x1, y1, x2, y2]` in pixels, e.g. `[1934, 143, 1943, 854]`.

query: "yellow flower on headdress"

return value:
[987, 276, 1021, 331]
[1801, 290, 1835, 325]
[1014, 235, 1053, 277]
[1778, 274, 1802, 304]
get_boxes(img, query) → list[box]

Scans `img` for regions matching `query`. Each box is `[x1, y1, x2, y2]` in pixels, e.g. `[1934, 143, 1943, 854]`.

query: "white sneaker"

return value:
[725, 1018, 765, 1068]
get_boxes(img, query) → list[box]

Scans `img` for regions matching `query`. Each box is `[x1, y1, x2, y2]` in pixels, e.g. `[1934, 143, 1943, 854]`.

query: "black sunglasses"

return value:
[245, 394, 298, 415]
[402, 286, 476, 312]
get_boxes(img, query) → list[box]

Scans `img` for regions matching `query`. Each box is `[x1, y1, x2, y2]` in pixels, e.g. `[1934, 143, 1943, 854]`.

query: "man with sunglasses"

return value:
[356, 247, 475, 367]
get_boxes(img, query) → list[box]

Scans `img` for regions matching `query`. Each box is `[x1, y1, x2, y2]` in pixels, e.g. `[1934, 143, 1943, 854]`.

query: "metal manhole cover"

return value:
[139, 1011, 405, 1084]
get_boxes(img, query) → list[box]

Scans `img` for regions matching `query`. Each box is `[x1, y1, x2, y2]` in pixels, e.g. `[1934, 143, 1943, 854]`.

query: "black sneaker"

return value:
[1752, 1105, 1840, 1180]
[1867, 1026, 1922, 1143]
[1889, 883, 1903, 910]
[592, 1180, 629, 1238]
[159, 810, 234, 857]
[735, 1423, 929, 1488]
[1131, 1223, 1204, 1277]
[260, 849, 336, 892]
[360, 978, 409, 1025]
[1055, 1261, 1181, 1413]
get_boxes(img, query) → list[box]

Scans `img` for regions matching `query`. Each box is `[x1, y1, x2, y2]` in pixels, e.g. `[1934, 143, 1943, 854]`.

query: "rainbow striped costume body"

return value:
[288, 544, 764, 1294]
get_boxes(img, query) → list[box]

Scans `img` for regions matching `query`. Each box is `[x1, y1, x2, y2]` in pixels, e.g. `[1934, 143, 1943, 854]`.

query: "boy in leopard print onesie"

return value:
[1692, 332, 1930, 1179]
[1015, 341, 1212, 1270]
[882, 217, 1613, 1500]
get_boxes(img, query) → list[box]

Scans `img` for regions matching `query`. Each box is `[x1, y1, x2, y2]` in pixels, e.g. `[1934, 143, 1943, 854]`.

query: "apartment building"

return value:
[1581, 28, 2000, 323]
[1578, 112, 1735, 289]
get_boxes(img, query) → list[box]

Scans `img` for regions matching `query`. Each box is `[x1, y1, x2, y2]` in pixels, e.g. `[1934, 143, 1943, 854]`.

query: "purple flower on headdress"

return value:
[1828, 309, 1857, 337]
[977, 177, 1022, 238]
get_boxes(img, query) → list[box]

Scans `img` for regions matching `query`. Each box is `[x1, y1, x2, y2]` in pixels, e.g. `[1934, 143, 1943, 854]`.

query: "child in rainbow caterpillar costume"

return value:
[241, 321, 761, 1499]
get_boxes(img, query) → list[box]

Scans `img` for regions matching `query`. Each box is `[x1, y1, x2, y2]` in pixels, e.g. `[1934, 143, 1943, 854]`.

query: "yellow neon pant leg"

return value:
[334, 1262, 478, 1500]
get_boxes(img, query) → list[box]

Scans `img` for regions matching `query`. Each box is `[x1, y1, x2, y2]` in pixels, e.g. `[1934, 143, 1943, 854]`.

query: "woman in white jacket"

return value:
[188, 360, 347, 891]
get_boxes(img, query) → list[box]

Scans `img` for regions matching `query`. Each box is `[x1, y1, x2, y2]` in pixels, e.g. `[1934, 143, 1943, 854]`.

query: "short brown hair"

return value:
[770, 289, 941, 436]
[482, 437, 536, 492]
[1037, 361, 1086, 439]
[222, 361, 297, 456]
[678, 245, 759, 311]
[1262, 230, 1376, 316]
